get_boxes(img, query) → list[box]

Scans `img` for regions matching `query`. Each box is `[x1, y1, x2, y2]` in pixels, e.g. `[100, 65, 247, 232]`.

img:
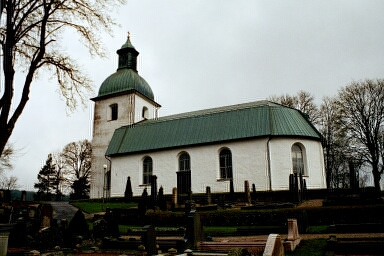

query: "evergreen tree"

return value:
[34, 154, 56, 200]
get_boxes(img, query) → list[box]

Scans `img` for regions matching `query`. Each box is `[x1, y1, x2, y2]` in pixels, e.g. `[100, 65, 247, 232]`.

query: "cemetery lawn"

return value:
[285, 239, 331, 256]
[71, 201, 137, 213]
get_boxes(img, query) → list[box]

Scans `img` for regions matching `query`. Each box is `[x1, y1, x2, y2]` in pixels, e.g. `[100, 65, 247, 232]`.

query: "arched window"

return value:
[179, 152, 190, 171]
[143, 156, 153, 185]
[110, 103, 118, 120]
[219, 148, 233, 179]
[292, 144, 305, 175]
[142, 106, 149, 119]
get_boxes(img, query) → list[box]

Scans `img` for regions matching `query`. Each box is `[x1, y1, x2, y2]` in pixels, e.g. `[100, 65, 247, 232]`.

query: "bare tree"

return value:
[319, 97, 344, 188]
[51, 151, 67, 198]
[0, 175, 19, 190]
[269, 93, 297, 108]
[61, 139, 92, 199]
[336, 79, 384, 192]
[0, 143, 13, 172]
[269, 90, 320, 124]
[0, 0, 125, 157]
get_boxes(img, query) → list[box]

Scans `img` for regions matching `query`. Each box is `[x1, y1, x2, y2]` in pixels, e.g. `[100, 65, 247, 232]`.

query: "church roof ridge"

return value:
[138, 100, 280, 125]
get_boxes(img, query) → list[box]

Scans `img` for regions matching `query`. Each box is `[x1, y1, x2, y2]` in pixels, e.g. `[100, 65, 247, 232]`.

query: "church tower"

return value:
[90, 34, 160, 199]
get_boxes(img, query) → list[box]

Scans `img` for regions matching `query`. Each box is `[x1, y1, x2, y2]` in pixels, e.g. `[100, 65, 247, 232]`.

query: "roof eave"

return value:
[90, 90, 161, 107]
[105, 134, 322, 157]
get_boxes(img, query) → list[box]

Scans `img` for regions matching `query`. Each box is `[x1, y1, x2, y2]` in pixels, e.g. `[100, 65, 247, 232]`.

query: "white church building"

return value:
[89, 35, 326, 199]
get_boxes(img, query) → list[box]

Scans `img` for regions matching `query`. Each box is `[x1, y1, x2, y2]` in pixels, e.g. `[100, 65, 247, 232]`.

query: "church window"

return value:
[143, 156, 153, 185]
[110, 104, 118, 120]
[292, 144, 305, 175]
[179, 152, 190, 171]
[219, 148, 233, 179]
[142, 106, 149, 119]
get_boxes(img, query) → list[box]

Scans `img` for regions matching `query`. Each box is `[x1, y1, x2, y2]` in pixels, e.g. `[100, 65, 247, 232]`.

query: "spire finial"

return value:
[127, 31, 130, 39]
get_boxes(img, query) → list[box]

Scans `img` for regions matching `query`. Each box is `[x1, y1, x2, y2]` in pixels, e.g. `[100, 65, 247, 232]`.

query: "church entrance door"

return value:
[176, 170, 191, 202]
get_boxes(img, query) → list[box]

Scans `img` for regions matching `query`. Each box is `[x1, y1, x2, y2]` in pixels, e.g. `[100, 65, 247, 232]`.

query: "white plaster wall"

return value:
[269, 138, 326, 190]
[133, 94, 158, 122]
[109, 137, 326, 197]
[90, 92, 159, 198]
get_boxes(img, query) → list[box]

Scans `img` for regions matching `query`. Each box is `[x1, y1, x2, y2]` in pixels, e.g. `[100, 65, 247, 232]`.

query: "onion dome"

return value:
[95, 33, 154, 101]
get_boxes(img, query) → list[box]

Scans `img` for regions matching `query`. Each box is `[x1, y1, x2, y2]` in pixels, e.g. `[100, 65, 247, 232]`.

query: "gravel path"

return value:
[49, 201, 92, 223]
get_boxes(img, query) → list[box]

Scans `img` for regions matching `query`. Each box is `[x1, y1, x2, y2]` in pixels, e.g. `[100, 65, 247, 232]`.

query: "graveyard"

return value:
[0, 174, 384, 255]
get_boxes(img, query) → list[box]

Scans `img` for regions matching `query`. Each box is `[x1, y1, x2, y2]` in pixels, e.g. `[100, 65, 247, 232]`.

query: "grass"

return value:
[306, 225, 329, 234]
[286, 239, 332, 256]
[204, 226, 238, 236]
[71, 201, 137, 213]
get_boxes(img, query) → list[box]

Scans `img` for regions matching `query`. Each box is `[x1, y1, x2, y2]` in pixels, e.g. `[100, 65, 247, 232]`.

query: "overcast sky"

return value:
[6, 1, 384, 191]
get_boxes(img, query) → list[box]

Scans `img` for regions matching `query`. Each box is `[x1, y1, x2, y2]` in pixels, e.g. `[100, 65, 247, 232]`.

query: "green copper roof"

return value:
[106, 101, 321, 156]
[94, 36, 155, 101]
[97, 69, 154, 100]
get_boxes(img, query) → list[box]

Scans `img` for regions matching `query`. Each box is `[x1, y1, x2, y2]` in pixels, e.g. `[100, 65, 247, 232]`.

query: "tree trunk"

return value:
[372, 165, 382, 194]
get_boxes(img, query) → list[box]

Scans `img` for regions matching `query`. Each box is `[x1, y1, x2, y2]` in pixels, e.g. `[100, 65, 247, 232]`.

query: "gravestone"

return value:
[302, 179, 307, 201]
[104, 208, 119, 237]
[158, 186, 167, 211]
[263, 234, 284, 256]
[349, 161, 359, 193]
[206, 186, 212, 205]
[299, 173, 304, 202]
[229, 179, 235, 202]
[283, 219, 301, 252]
[252, 183, 257, 202]
[41, 204, 53, 228]
[244, 180, 251, 204]
[0, 224, 14, 256]
[142, 225, 157, 256]
[294, 173, 300, 203]
[150, 175, 158, 209]
[184, 210, 204, 249]
[289, 174, 295, 201]
[172, 187, 178, 208]
[64, 209, 89, 246]
[21, 190, 26, 201]
[138, 188, 148, 216]
[124, 176, 133, 202]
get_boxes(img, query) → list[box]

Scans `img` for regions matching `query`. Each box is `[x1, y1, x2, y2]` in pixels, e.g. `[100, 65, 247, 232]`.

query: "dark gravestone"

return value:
[349, 161, 359, 193]
[229, 179, 235, 202]
[299, 173, 304, 202]
[158, 186, 167, 211]
[21, 190, 27, 201]
[172, 187, 178, 209]
[302, 179, 307, 200]
[64, 210, 89, 247]
[104, 208, 119, 237]
[294, 173, 300, 203]
[142, 225, 157, 255]
[138, 188, 148, 216]
[150, 175, 158, 209]
[184, 210, 204, 249]
[4, 190, 11, 203]
[185, 192, 195, 215]
[289, 174, 295, 202]
[206, 186, 212, 205]
[252, 183, 257, 202]
[124, 176, 133, 202]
